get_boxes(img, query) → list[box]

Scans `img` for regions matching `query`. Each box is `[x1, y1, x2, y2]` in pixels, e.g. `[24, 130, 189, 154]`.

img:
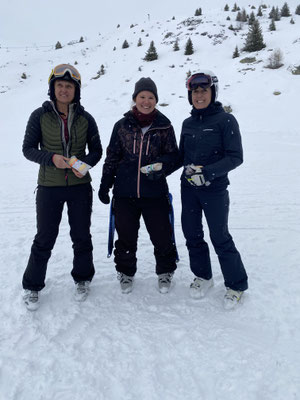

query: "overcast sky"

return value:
[0, 0, 198, 46]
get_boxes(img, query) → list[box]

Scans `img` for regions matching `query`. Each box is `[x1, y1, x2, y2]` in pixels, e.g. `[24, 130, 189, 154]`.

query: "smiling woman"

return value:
[98, 77, 179, 294]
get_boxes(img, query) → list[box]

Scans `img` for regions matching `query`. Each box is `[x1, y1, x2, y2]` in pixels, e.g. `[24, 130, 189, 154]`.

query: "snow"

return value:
[1, 1, 300, 399]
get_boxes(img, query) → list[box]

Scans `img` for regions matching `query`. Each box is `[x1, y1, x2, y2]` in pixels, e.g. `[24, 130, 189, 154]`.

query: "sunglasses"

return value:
[48, 64, 81, 85]
[186, 74, 213, 91]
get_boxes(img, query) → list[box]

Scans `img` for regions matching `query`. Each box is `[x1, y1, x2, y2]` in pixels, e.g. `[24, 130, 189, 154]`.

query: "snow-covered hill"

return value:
[1, 1, 300, 399]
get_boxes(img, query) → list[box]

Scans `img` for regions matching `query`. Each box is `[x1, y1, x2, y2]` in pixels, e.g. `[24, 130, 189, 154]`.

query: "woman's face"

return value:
[54, 79, 76, 105]
[135, 91, 156, 114]
[192, 87, 212, 109]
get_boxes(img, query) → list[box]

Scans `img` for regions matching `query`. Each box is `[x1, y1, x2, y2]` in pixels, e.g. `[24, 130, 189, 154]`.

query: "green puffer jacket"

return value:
[23, 101, 102, 186]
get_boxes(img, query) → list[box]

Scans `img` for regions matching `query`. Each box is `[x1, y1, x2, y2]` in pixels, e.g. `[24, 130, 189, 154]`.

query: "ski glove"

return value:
[98, 186, 110, 204]
[140, 162, 164, 181]
[185, 164, 210, 187]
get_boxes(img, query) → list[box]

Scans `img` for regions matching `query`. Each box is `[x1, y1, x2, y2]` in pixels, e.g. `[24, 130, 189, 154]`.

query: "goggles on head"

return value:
[186, 73, 214, 91]
[48, 64, 81, 86]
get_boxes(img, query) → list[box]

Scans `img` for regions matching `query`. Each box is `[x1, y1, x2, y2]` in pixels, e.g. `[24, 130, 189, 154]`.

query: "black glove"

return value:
[98, 187, 110, 204]
[145, 170, 164, 181]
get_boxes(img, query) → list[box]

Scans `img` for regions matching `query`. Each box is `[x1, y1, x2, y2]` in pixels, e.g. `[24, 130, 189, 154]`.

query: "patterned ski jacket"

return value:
[100, 109, 179, 198]
[22, 101, 102, 187]
[178, 102, 243, 191]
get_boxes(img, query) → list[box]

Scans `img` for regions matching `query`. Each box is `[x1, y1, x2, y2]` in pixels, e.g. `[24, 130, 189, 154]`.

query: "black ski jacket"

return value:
[178, 102, 243, 191]
[100, 109, 179, 198]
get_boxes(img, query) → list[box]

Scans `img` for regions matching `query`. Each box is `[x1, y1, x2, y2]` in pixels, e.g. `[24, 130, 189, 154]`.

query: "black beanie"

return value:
[132, 77, 158, 102]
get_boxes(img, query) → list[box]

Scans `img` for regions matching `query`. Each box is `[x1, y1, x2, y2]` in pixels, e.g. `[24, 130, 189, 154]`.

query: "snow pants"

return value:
[113, 196, 177, 276]
[181, 185, 248, 291]
[22, 183, 95, 291]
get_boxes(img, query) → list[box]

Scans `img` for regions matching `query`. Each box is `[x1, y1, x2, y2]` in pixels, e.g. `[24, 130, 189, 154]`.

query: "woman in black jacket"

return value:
[99, 78, 179, 294]
[179, 70, 248, 309]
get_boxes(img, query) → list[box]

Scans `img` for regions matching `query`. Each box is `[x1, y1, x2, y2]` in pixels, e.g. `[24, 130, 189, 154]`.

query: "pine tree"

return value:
[290, 17, 295, 24]
[269, 6, 275, 19]
[224, 4, 229, 11]
[236, 11, 242, 21]
[274, 7, 281, 21]
[232, 46, 240, 58]
[257, 6, 263, 17]
[195, 8, 202, 16]
[281, 2, 291, 17]
[173, 38, 180, 51]
[55, 41, 62, 49]
[269, 19, 276, 31]
[232, 3, 238, 11]
[248, 11, 256, 25]
[79, 36, 84, 43]
[241, 9, 248, 22]
[243, 20, 266, 52]
[122, 40, 129, 49]
[184, 38, 194, 55]
[137, 38, 142, 47]
[296, 5, 300, 15]
[144, 41, 158, 61]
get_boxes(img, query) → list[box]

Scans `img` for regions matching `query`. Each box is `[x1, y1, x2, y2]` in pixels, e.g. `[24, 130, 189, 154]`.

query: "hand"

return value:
[72, 168, 84, 179]
[98, 187, 110, 204]
[145, 170, 164, 181]
[52, 154, 71, 169]
[185, 164, 207, 187]
[141, 162, 163, 181]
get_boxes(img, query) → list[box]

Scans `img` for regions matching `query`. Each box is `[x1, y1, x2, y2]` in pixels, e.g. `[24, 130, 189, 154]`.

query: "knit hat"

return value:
[132, 77, 158, 102]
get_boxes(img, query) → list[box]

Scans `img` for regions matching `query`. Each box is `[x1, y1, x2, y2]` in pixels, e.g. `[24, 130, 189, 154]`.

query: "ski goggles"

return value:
[48, 64, 81, 86]
[186, 73, 214, 90]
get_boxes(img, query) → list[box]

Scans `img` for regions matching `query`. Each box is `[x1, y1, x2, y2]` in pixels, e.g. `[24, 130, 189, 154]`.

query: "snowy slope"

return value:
[0, 1, 300, 399]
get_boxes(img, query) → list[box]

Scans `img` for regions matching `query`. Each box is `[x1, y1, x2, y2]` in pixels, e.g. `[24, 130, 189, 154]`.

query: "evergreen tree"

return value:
[173, 38, 180, 51]
[274, 7, 281, 20]
[241, 9, 248, 22]
[232, 3, 238, 11]
[290, 17, 295, 24]
[224, 4, 229, 11]
[269, 19, 276, 31]
[257, 6, 263, 17]
[296, 5, 300, 15]
[232, 45, 240, 58]
[195, 8, 202, 16]
[55, 41, 62, 49]
[184, 38, 194, 55]
[79, 36, 84, 43]
[122, 40, 129, 49]
[236, 11, 242, 21]
[243, 20, 266, 52]
[226, 16, 231, 20]
[144, 41, 158, 61]
[248, 11, 256, 25]
[281, 2, 291, 16]
[137, 38, 142, 47]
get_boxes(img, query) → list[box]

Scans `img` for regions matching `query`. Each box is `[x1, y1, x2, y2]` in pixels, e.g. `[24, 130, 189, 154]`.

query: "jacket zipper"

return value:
[137, 132, 145, 198]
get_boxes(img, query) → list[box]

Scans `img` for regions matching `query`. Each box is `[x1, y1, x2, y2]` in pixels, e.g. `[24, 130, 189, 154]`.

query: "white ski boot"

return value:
[190, 277, 213, 299]
[74, 281, 90, 302]
[223, 288, 244, 310]
[118, 273, 134, 294]
[158, 272, 174, 294]
[23, 290, 39, 311]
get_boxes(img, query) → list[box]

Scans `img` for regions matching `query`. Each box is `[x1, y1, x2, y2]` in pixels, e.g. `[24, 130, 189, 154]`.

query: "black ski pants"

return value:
[181, 185, 248, 291]
[113, 197, 177, 276]
[22, 183, 95, 291]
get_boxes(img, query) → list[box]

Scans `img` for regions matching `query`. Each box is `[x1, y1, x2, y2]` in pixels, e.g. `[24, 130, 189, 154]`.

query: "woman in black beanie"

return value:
[98, 77, 179, 294]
